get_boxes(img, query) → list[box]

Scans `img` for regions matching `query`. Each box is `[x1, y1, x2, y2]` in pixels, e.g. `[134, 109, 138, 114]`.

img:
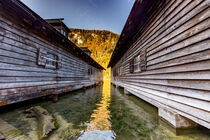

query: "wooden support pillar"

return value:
[52, 94, 58, 102]
[158, 107, 198, 129]
[124, 88, 130, 95]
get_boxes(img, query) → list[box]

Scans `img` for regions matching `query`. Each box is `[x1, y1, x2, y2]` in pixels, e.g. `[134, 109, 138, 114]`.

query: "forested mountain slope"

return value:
[68, 29, 120, 69]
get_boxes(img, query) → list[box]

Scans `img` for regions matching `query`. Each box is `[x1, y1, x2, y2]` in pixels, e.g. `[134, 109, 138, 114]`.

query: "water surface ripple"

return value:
[0, 79, 209, 140]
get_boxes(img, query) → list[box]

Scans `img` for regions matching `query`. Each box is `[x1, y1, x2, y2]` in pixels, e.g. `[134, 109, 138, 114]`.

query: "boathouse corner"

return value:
[0, 0, 104, 107]
[108, 0, 210, 130]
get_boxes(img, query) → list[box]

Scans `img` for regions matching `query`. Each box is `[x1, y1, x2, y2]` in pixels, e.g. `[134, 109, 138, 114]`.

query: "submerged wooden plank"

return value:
[0, 119, 29, 140]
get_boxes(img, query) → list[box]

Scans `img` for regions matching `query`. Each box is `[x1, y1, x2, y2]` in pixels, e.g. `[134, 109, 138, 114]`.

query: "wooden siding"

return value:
[111, 0, 210, 129]
[0, 10, 103, 106]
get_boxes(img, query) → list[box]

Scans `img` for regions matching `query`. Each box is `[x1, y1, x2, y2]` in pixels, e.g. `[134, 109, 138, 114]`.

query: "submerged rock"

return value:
[0, 134, 5, 140]
[26, 106, 58, 140]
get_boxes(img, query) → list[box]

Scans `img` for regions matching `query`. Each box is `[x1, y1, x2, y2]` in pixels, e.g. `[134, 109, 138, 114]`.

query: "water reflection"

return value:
[79, 77, 115, 139]
[0, 73, 209, 140]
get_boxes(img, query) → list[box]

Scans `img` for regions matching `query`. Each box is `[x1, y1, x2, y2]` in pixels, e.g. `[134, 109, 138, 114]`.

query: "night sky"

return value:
[21, 0, 135, 34]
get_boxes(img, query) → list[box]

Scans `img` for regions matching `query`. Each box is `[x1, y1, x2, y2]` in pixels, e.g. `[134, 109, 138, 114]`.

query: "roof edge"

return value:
[108, 0, 166, 67]
[1, 0, 104, 70]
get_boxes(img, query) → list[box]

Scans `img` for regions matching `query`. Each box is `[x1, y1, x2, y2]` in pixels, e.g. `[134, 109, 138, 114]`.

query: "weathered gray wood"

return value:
[148, 31, 210, 62]
[0, 22, 91, 68]
[121, 82, 210, 112]
[117, 82, 210, 127]
[121, 70, 210, 80]
[122, 81, 210, 101]
[147, 0, 207, 52]
[148, 46, 210, 70]
[126, 0, 208, 62]
[127, 0, 192, 57]
[148, 37, 210, 65]
[0, 1, 103, 107]
[111, 0, 210, 129]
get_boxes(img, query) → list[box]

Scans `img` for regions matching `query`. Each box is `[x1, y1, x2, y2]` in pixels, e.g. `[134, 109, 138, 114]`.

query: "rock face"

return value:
[26, 106, 57, 140]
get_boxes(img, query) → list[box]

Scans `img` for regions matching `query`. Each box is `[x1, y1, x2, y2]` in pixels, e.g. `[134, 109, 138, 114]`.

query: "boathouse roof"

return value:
[80, 47, 92, 55]
[45, 18, 71, 33]
[108, 0, 165, 67]
[1, 0, 104, 70]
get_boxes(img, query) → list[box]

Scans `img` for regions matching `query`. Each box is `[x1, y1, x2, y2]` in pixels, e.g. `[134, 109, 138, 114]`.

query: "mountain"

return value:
[68, 29, 120, 69]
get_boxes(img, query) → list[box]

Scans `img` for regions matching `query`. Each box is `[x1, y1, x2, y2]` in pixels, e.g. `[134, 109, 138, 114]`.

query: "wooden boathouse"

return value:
[45, 18, 70, 38]
[0, 0, 104, 107]
[108, 0, 210, 129]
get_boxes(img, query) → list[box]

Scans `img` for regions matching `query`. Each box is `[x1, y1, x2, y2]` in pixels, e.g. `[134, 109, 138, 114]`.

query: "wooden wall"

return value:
[0, 11, 103, 107]
[111, 0, 210, 129]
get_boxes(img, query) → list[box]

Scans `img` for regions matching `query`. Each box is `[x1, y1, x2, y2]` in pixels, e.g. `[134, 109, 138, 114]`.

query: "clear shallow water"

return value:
[0, 79, 209, 140]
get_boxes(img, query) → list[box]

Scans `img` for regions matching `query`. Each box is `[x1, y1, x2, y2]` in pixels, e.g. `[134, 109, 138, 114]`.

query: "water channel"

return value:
[0, 78, 209, 140]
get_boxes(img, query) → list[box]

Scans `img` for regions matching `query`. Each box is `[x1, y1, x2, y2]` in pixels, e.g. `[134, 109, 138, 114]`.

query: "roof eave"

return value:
[108, 0, 166, 68]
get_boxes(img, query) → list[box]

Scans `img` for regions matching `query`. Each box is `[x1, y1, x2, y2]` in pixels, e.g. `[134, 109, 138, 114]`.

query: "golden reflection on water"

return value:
[79, 71, 115, 139]
[86, 78, 111, 131]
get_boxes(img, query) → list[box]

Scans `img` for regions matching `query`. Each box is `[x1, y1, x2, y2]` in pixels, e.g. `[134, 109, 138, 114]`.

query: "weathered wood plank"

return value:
[147, 38, 210, 66]
[120, 82, 210, 111]
[126, 0, 181, 56]
[0, 24, 90, 68]
[147, 0, 208, 52]
[121, 70, 210, 80]
[127, 0, 193, 57]
[126, 0, 208, 63]
[125, 59, 210, 76]
[122, 81, 210, 101]
[147, 46, 210, 70]
[122, 78, 210, 91]
[124, 86, 210, 129]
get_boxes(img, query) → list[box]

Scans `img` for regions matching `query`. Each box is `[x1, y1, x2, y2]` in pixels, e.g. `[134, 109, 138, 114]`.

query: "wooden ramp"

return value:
[0, 119, 29, 140]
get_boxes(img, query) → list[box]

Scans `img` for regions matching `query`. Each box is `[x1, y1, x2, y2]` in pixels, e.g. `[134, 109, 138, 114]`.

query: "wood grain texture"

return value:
[0, 6, 103, 107]
[111, 0, 210, 129]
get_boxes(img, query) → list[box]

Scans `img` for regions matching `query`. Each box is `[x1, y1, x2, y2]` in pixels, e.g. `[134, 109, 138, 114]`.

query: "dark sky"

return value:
[21, 0, 135, 34]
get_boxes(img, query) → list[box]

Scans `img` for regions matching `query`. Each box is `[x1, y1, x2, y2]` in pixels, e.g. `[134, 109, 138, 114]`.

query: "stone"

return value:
[0, 134, 5, 140]
[26, 106, 57, 140]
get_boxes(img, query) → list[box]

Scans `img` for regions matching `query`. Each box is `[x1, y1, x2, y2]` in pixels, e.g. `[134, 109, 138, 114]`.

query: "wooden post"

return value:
[158, 107, 198, 129]
[124, 88, 130, 95]
[52, 94, 58, 102]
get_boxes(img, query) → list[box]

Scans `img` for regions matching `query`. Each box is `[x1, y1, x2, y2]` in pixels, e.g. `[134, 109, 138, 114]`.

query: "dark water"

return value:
[0, 80, 209, 140]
